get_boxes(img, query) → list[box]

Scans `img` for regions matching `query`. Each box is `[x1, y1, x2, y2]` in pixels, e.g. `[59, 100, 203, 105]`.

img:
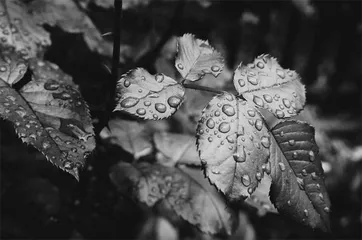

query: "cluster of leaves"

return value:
[111, 33, 331, 235]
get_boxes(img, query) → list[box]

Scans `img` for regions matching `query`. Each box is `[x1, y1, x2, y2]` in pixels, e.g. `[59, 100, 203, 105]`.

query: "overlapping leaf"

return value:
[110, 162, 238, 235]
[154, 132, 200, 166]
[175, 33, 224, 81]
[197, 92, 270, 200]
[233, 54, 306, 119]
[269, 120, 331, 231]
[0, 0, 51, 58]
[114, 68, 185, 120]
[0, 50, 95, 179]
[0, 47, 27, 85]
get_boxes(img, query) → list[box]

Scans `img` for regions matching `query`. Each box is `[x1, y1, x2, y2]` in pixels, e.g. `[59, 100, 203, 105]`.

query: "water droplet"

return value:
[247, 109, 255, 117]
[64, 161, 72, 169]
[316, 184, 321, 190]
[219, 122, 230, 133]
[233, 149, 246, 162]
[155, 73, 164, 82]
[214, 110, 220, 116]
[288, 139, 295, 146]
[324, 207, 330, 213]
[167, 96, 181, 107]
[256, 172, 262, 181]
[292, 152, 298, 159]
[248, 119, 254, 126]
[311, 172, 317, 180]
[276, 69, 285, 79]
[80, 145, 86, 150]
[261, 136, 270, 148]
[257, 62, 264, 69]
[262, 161, 271, 174]
[208, 136, 213, 142]
[248, 187, 254, 194]
[0, 66, 7, 72]
[155, 103, 166, 113]
[247, 75, 258, 85]
[273, 94, 280, 101]
[15, 110, 26, 118]
[153, 114, 158, 120]
[177, 63, 184, 70]
[302, 169, 308, 176]
[275, 109, 285, 118]
[124, 80, 130, 87]
[242, 175, 251, 186]
[238, 79, 245, 87]
[263, 94, 272, 103]
[211, 65, 220, 72]
[206, 118, 215, 129]
[287, 200, 292, 206]
[144, 101, 151, 106]
[42, 141, 51, 149]
[136, 108, 146, 115]
[222, 104, 235, 116]
[148, 93, 159, 98]
[283, 98, 291, 108]
[304, 209, 309, 217]
[120, 97, 139, 108]
[71, 148, 77, 153]
[255, 119, 263, 131]
[279, 104, 285, 110]
[278, 162, 286, 171]
[253, 95, 264, 107]
[211, 168, 220, 174]
[309, 151, 315, 161]
[226, 135, 234, 143]
[319, 193, 324, 200]
[44, 81, 60, 91]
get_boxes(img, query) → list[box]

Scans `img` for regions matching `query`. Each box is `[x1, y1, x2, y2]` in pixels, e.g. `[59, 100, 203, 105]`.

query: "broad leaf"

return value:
[114, 68, 185, 120]
[197, 92, 270, 200]
[110, 162, 238, 235]
[175, 33, 224, 81]
[154, 132, 200, 166]
[0, 52, 95, 179]
[29, 0, 112, 56]
[0, 47, 27, 85]
[233, 54, 306, 119]
[105, 119, 153, 160]
[269, 120, 331, 231]
[0, 0, 51, 58]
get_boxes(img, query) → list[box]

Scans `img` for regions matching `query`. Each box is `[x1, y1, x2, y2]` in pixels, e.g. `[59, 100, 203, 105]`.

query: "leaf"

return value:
[0, 51, 95, 179]
[114, 68, 185, 120]
[0, 47, 28, 86]
[197, 92, 270, 201]
[175, 33, 224, 81]
[110, 162, 238, 235]
[29, 0, 112, 56]
[269, 120, 331, 231]
[0, 0, 51, 58]
[106, 119, 153, 160]
[154, 132, 200, 166]
[233, 54, 306, 119]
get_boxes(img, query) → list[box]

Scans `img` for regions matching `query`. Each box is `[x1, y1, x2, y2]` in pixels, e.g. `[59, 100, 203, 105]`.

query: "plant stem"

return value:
[183, 83, 224, 95]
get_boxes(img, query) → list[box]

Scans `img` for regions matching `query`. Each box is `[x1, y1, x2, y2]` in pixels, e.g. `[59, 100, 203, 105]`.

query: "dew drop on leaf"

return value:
[256, 171, 262, 181]
[155, 73, 164, 83]
[208, 136, 213, 142]
[144, 101, 151, 107]
[206, 118, 215, 129]
[261, 136, 270, 148]
[241, 174, 251, 187]
[253, 95, 264, 107]
[167, 96, 181, 108]
[124, 80, 130, 87]
[263, 94, 273, 103]
[247, 109, 256, 117]
[120, 97, 139, 108]
[275, 109, 285, 118]
[288, 139, 295, 146]
[278, 162, 286, 171]
[276, 69, 285, 79]
[221, 104, 235, 116]
[238, 79, 245, 87]
[226, 135, 234, 143]
[177, 63, 184, 70]
[283, 98, 291, 108]
[155, 103, 167, 113]
[292, 151, 298, 159]
[256, 62, 264, 69]
[218, 122, 230, 133]
[247, 75, 258, 85]
[309, 151, 315, 161]
[136, 108, 146, 115]
[211, 66, 220, 72]
[255, 119, 263, 131]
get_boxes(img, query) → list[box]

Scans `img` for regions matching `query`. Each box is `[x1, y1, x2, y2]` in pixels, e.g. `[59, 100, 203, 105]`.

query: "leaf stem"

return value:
[182, 83, 224, 95]
[110, 0, 122, 100]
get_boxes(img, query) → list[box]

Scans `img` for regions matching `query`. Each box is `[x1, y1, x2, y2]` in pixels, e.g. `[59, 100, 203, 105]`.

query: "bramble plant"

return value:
[0, 0, 331, 237]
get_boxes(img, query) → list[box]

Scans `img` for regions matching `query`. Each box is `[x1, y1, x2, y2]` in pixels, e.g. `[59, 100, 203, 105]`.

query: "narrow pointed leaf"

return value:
[114, 68, 185, 120]
[0, 0, 51, 58]
[269, 120, 330, 231]
[0, 53, 95, 179]
[175, 33, 224, 81]
[197, 92, 270, 201]
[233, 54, 306, 119]
[106, 119, 153, 160]
[154, 132, 200, 166]
[110, 162, 238, 235]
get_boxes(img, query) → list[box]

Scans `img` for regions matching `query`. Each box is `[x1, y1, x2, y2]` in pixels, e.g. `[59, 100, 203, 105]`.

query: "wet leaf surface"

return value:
[197, 92, 270, 200]
[110, 162, 238, 235]
[233, 54, 306, 119]
[269, 120, 331, 231]
[175, 33, 224, 81]
[114, 68, 185, 120]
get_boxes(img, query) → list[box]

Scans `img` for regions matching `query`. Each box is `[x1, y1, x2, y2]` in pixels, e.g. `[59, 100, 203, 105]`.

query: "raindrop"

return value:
[241, 175, 251, 186]
[275, 109, 285, 118]
[291, 102, 296, 108]
[0, 66, 6, 72]
[61, 92, 71, 99]
[136, 108, 146, 115]
[226, 135, 234, 143]
[283, 98, 291, 108]
[304, 209, 309, 217]
[247, 76, 258, 85]
[214, 110, 220, 116]
[256, 62, 264, 69]
[324, 207, 330, 213]
[177, 63, 184, 70]
[75, 101, 82, 107]
[287, 200, 291, 206]
[198, 129, 204, 135]
[44, 81, 60, 91]
[262, 161, 271, 174]
[279, 104, 285, 110]
[238, 79, 245, 87]
[211, 168, 220, 174]
[214, 130, 218, 135]
[155, 103, 166, 113]
[319, 193, 324, 200]
[148, 93, 159, 98]
[228, 145, 233, 150]
[280, 131, 284, 137]
[278, 162, 286, 171]
[311, 172, 317, 180]
[80, 145, 86, 150]
[256, 172, 262, 181]
[206, 118, 215, 129]
[255, 119, 263, 131]
[261, 136, 270, 148]
[25, 124, 30, 128]
[167, 96, 181, 107]
[247, 109, 255, 117]
[248, 187, 254, 194]
[64, 161, 72, 169]
[263, 94, 272, 103]
[292, 152, 298, 159]
[309, 151, 315, 161]
[144, 101, 151, 106]
[253, 95, 264, 107]
[124, 80, 130, 87]
[208, 136, 213, 142]
[222, 104, 235, 116]
[219, 122, 230, 133]
[302, 169, 308, 176]
[155, 73, 164, 82]
[153, 114, 158, 120]
[288, 139, 295, 146]
[276, 69, 285, 79]
[71, 148, 77, 153]
[211, 66, 220, 72]
[42, 141, 51, 149]
[248, 119, 254, 126]
[120, 97, 139, 108]
[233, 149, 246, 162]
